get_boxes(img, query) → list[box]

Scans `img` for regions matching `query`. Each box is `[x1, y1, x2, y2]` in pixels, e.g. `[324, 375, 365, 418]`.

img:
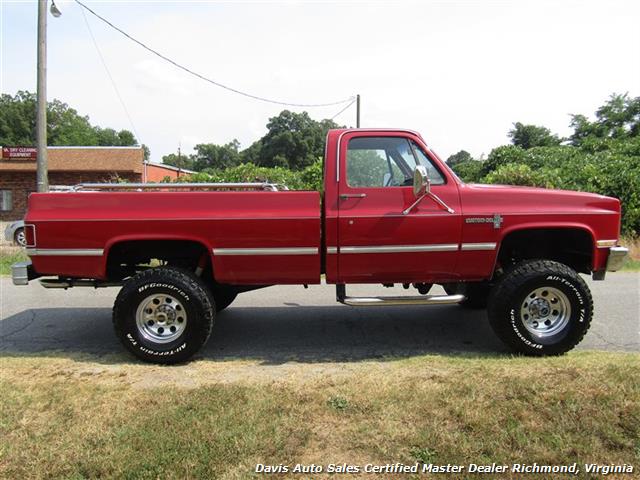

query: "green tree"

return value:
[0, 91, 36, 145]
[508, 122, 561, 149]
[162, 152, 194, 170]
[483, 163, 555, 188]
[570, 93, 640, 146]
[192, 140, 241, 170]
[162, 111, 342, 173]
[446, 150, 473, 166]
[253, 111, 340, 170]
[482, 145, 526, 175]
[451, 160, 483, 183]
[0, 90, 138, 147]
[117, 129, 136, 146]
[239, 140, 262, 165]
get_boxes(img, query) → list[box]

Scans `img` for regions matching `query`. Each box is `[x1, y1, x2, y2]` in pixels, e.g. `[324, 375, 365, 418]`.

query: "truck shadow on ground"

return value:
[0, 305, 508, 364]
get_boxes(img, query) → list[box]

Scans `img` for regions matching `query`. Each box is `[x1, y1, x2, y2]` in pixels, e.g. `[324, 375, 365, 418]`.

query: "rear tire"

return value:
[487, 260, 592, 356]
[113, 266, 215, 364]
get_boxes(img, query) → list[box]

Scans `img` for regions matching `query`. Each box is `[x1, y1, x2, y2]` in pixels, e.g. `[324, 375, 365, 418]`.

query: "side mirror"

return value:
[413, 165, 430, 197]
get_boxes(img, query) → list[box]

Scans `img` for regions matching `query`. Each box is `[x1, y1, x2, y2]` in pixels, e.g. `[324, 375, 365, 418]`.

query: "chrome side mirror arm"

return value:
[402, 191, 455, 215]
[403, 165, 455, 215]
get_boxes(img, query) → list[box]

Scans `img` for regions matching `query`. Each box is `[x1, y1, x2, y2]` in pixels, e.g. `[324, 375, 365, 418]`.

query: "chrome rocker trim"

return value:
[26, 248, 104, 256]
[460, 242, 497, 251]
[213, 247, 318, 256]
[339, 244, 458, 254]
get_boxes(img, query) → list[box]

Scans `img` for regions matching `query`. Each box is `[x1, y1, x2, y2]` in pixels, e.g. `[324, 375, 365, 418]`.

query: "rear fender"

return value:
[102, 234, 213, 278]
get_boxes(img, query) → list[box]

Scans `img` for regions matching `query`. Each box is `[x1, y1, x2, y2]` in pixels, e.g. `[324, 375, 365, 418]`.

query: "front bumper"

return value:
[606, 246, 629, 272]
[11, 260, 34, 286]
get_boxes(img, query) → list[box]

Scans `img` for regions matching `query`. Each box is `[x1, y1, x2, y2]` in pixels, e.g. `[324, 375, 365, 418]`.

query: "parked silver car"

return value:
[4, 220, 26, 247]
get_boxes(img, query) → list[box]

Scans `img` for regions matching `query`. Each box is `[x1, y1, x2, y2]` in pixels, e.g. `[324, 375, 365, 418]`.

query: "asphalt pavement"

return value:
[1, 273, 638, 363]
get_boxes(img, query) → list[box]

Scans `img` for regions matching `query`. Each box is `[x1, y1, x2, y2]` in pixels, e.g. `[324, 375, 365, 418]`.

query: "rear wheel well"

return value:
[106, 240, 210, 281]
[496, 228, 593, 276]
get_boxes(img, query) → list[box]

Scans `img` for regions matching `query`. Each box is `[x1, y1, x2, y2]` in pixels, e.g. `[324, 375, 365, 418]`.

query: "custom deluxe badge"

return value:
[465, 213, 503, 229]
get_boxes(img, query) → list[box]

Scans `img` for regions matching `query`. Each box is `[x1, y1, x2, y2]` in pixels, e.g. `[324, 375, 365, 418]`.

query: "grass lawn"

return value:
[0, 246, 27, 276]
[0, 352, 638, 479]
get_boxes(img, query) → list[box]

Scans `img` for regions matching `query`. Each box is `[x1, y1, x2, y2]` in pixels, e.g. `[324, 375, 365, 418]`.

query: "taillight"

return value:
[24, 224, 36, 247]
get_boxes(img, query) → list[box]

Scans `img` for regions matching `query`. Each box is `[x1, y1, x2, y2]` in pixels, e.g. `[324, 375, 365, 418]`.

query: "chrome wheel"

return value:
[520, 286, 571, 338]
[135, 293, 187, 344]
[14, 228, 26, 247]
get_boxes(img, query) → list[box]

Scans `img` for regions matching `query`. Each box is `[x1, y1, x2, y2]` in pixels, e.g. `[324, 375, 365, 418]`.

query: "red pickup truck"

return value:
[12, 129, 628, 363]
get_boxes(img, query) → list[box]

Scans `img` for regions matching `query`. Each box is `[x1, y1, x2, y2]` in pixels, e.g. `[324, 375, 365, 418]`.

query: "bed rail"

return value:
[49, 182, 288, 192]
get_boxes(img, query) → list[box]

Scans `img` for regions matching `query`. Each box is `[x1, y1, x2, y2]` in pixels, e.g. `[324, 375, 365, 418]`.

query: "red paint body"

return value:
[25, 129, 622, 285]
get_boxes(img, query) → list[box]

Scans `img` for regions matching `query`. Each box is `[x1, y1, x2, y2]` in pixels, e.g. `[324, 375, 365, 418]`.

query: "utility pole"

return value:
[36, 0, 49, 192]
[356, 94, 360, 128]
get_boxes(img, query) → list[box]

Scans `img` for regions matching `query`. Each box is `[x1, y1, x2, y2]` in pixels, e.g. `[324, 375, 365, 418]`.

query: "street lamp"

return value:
[50, 0, 62, 18]
[36, 0, 61, 193]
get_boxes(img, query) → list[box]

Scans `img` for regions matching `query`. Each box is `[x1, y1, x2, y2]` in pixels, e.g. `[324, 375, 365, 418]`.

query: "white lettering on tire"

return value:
[545, 276, 585, 322]
[137, 342, 187, 356]
[137, 283, 190, 301]
[510, 308, 543, 349]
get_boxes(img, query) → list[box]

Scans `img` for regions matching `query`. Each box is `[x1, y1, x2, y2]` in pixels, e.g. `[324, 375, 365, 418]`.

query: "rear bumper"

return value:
[606, 246, 629, 272]
[11, 260, 36, 286]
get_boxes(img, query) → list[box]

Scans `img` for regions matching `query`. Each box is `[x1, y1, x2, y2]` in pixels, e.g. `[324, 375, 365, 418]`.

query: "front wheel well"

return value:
[495, 228, 593, 276]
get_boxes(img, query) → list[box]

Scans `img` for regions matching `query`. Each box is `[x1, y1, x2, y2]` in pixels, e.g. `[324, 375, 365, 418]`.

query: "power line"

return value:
[79, 4, 141, 143]
[74, 0, 355, 108]
[329, 98, 357, 120]
[330, 97, 357, 121]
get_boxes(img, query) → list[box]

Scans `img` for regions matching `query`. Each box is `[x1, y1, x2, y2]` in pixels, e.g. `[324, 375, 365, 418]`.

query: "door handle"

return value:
[340, 193, 367, 199]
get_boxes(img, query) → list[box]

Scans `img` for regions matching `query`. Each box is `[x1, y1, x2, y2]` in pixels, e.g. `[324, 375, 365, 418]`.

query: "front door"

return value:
[337, 132, 462, 283]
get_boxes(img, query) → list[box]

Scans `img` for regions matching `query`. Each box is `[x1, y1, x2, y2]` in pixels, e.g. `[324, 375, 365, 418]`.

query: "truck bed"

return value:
[25, 190, 322, 284]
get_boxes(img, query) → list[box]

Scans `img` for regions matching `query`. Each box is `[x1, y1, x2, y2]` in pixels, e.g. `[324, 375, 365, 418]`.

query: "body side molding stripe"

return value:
[340, 244, 458, 254]
[26, 248, 104, 256]
[460, 242, 497, 251]
[212, 247, 318, 256]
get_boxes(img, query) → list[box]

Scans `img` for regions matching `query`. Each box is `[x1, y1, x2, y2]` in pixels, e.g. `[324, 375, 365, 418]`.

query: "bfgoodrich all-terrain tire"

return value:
[487, 260, 593, 356]
[113, 267, 215, 364]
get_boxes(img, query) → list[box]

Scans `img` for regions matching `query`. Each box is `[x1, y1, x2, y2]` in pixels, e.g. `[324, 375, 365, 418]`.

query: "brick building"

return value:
[0, 146, 144, 221]
[143, 161, 195, 182]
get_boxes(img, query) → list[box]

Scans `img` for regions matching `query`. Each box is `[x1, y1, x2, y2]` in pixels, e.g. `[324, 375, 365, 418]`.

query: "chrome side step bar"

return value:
[336, 285, 465, 306]
[40, 278, 122, 289]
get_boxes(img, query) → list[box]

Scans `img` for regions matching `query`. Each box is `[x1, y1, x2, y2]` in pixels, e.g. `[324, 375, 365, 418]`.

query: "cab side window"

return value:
[346, 136, 445, 187]
[347, 137, 415, 187]
[410, 140, 445, 185]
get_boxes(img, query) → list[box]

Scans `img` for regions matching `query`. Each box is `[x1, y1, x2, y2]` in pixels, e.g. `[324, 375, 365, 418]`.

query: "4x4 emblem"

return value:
[465, 214, 504, 229]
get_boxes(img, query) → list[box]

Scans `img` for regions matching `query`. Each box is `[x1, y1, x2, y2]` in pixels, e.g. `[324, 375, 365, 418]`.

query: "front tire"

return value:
[487, 260, 592, 356]
[113, 267, 215, 364]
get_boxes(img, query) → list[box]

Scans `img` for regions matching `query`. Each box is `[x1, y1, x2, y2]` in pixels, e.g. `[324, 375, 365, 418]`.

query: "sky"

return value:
[1, 0, 639, 162]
